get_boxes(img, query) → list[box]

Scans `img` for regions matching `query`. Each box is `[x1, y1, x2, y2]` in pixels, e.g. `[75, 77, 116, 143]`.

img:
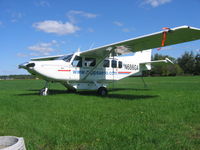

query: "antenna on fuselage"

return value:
[77, 47, 81, 52]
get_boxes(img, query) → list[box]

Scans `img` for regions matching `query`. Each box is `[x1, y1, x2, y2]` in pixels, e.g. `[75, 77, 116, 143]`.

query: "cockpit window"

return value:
[57, 54, 73, 62]
[72, 56, 82, 67]
[63, 54, 73, 62]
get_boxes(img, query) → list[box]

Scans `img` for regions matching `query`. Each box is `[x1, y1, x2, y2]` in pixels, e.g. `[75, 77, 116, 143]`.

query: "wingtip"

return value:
[172, 25, 200, 31]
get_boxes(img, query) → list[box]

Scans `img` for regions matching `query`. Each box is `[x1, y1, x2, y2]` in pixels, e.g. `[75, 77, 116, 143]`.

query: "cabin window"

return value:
[103, 60, 110, 67]
[72, 56, 82, 67]
[111, 60, 117, 68]
[84, 58, 96, 67]
[118, 61, 122, 68]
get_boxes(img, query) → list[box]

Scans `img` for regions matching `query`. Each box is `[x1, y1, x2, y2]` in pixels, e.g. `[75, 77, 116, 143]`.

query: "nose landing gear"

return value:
[40, 81, 49, 96]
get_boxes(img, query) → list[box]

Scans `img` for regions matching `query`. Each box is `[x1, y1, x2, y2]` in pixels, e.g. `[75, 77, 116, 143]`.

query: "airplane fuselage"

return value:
[19, 50, 153, 92]
[20, 57, 140, 82]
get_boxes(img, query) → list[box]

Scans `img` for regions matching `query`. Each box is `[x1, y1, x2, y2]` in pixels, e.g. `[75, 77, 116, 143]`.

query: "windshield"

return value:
[57, 54, 73, 62]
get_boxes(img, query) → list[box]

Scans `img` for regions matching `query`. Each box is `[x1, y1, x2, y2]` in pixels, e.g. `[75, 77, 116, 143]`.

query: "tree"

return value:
[177, 52, 196, 75]
[150, 53, 181, 76]
[194, 54, 200, 75]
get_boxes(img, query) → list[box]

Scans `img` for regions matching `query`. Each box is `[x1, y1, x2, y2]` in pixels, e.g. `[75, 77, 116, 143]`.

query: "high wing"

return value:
[80, 26, 200, 58]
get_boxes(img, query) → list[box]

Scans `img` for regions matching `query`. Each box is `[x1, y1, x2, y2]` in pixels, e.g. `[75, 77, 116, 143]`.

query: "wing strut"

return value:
[82, 48, 114, 81]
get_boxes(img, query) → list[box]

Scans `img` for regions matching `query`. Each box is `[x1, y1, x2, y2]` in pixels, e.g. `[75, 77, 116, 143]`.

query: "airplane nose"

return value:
[19, 62, 28, 69]
[19, 62, 35, 69]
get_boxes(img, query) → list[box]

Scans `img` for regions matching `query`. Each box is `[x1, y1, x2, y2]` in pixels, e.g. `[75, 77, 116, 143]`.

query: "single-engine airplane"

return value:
[19, 26, 200, 96]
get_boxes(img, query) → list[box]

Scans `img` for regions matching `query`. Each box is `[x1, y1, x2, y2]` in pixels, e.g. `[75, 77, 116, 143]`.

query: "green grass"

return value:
[0, 76, 200, 150]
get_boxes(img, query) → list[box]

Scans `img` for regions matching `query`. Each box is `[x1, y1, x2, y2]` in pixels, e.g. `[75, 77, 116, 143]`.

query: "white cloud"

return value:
[143, 0, 172, 7]
[17, 53, 28, 57]
[33, 10, 97, 35]
[33, 20, 80, 35]
[122, 28, 131, 33]
[87, 28, 95, 32]
[67, 10, 97, 19]
[113, 21, 123, 27]
[35, 0, 50, 7]
[11, 12, 23, 22]
[5, 10, 24, 23]
[69, 10, 97, 18]
[67, 10, 98, 23]
[28, 40, 58, 56]
[17, 40, 65, 58]
[32, 10, 97, 35]
[113, 21, 133, 33]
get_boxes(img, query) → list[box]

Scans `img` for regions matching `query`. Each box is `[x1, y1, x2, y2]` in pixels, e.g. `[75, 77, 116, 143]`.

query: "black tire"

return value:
[97, 87, 108, 96]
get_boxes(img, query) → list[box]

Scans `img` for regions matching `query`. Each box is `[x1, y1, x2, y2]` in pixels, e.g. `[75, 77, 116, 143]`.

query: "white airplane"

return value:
[19, 25, 200, 96]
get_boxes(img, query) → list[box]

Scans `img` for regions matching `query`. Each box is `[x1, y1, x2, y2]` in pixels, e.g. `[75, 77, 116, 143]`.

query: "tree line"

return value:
[0, 75, 36, 80]
[148, 51, 200, 76]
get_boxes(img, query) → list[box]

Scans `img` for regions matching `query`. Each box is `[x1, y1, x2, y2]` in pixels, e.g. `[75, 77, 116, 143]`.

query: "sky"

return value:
[0, 0, 200, 75]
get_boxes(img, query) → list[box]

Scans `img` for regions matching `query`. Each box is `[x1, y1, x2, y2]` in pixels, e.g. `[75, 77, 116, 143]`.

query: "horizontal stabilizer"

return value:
[141, 57, 174, 64]
[140, 57, 174, 71]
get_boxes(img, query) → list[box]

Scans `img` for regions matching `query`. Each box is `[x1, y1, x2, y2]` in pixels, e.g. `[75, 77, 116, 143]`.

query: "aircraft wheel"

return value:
[40, 88, 49, 96]
[97, 87, 108, 96]
[67, 88, 77, 93]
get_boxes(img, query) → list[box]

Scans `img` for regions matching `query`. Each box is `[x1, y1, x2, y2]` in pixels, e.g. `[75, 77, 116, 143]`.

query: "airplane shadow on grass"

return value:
[78, 92, 158, 100]
[108, 88, 151, 92]
[17, 88, 158, 101]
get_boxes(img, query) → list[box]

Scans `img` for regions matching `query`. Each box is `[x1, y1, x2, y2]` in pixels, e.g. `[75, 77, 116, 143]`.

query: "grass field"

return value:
[0, 76, 200, 150]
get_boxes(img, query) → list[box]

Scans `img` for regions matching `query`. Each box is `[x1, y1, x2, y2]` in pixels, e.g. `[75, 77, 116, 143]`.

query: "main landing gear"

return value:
[97, 87, 108, 96]
[40, 81, 49, 96]
[39, 82, 108, 96]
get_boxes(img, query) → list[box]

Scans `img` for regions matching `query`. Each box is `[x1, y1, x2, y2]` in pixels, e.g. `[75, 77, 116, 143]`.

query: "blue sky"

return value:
[1, 0, 200, 75]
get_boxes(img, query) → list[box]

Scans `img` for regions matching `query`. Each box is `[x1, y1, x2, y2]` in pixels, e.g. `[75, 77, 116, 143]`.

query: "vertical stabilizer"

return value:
[133, 49, 152, 63]
[133, 49, 152, 72]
